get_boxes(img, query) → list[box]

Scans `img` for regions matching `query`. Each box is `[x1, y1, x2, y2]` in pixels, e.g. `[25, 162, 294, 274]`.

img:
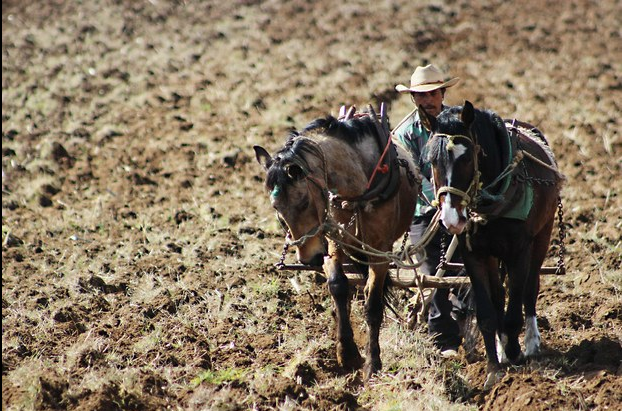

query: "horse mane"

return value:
[265, 114, 383, 196]
[471, 109, 511, 203]
[301, 114, 379, 144]
[429, 105, 507, 140]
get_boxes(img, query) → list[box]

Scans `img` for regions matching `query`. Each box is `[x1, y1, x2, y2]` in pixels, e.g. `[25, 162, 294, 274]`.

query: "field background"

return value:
[2, 0, 621, 410]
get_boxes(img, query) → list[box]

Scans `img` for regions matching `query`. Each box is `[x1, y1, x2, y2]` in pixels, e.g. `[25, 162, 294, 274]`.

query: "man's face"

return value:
[412, 89, 444, 117]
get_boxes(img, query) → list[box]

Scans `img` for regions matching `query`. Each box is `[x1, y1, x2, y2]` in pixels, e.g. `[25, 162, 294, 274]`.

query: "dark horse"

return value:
[420, 101, 564, 388]
[254, 106, 420, 379]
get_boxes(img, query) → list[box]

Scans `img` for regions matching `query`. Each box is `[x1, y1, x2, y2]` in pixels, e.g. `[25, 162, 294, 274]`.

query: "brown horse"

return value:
[254, 106, 420, 379]
[420, 101, 564, 388]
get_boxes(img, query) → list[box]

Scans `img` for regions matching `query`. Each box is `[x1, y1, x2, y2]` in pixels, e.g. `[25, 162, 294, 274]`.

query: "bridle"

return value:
[272, 137, 332, 250]
[431, 133, 481, 209]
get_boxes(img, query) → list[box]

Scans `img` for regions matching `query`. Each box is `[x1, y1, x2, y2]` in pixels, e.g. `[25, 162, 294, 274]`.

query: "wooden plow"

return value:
[276, 235, 565, 290]
[277, 262, 563, 288]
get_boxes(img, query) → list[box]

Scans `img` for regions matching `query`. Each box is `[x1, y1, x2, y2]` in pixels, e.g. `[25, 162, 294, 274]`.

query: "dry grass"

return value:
[3, 0, 621, 409]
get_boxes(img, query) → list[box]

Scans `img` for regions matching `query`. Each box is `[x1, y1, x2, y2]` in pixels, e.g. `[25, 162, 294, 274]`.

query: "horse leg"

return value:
[464, 255, 504, 389]
[323, 255, 363, 371]
[487, 260, 508, 364]
[502, 253, 530, 364]
[523, 219, 554, 357]
[363, 262, 388, 380]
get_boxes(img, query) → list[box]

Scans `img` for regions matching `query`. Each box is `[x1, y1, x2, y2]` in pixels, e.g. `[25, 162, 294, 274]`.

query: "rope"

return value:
[482, 150, 524, 191]
[521, 149, 563, 176]
[435, 185, 472, 206]
[299, 204, 440, 272]
[284, 225, 324, 247]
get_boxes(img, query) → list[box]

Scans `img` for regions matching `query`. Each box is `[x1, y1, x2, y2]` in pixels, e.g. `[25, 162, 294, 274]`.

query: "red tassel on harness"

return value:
[366, 133, 393, 190]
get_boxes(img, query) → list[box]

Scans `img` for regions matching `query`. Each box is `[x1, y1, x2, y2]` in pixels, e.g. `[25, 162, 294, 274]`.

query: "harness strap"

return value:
[482, 149, 524, 192]
[338, 105, 402, 203]
[521, 149, 562, 174]
[366, 132, 392, 190]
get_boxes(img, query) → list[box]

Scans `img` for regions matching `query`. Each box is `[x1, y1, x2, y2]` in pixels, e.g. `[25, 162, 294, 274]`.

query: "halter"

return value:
[431, 133, 482, 209]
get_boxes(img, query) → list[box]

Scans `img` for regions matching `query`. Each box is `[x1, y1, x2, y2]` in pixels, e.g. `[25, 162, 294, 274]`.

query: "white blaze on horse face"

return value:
[439, 143, 468, 234]
[440, 195, 462, 234]
[451, 143, 468, 160]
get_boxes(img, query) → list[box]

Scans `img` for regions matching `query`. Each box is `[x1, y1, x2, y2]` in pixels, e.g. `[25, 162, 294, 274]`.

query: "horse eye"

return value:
[286, 164, 305, 181]
[295, 198, 309, 213]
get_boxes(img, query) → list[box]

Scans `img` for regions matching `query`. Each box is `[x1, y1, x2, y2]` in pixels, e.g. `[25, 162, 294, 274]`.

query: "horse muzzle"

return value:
[444, 219, 467, 235]
[295, 235, 327, 266]
[440, 202, 468, 235]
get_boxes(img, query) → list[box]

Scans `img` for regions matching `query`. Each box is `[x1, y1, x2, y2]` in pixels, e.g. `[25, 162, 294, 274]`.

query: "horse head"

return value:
[254, 136, 329, 266]
[421, 101, 479, 235]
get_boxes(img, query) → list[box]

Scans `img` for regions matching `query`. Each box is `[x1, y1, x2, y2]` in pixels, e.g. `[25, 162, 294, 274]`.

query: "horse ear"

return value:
[461, 100, 475, 126]
[253, 145, 273, 170]
[419, 105, 437, 131]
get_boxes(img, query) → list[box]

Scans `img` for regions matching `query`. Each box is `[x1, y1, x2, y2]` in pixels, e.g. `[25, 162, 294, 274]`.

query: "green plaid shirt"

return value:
[393, 108, 440, 217]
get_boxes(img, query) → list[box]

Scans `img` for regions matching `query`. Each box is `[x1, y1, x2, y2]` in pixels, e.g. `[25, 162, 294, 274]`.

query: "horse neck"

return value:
[313, 136, 371, 198]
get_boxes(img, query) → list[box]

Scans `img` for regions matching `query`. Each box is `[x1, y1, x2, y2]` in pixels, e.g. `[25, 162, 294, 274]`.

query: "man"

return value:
[393, 64, 466, 357]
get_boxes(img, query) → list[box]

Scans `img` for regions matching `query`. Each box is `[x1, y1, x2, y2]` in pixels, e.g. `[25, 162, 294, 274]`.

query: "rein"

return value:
[366, 132, 392, 190]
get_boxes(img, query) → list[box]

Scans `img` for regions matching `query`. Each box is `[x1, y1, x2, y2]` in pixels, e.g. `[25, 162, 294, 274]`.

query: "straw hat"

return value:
[395, 64, 460, 93]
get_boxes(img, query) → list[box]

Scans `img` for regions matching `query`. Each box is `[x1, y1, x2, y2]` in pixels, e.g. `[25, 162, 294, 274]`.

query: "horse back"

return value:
[355, 147, 418, 253]
[508, 123, 565, 188]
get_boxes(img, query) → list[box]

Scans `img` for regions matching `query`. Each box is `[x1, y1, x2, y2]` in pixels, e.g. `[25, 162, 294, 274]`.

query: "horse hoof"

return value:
[337, 343, 363, 371]
[511, 351, 526, 365]
[344, 356, 364, 371]
[504, 339, 522, 364]
[483, 369, 505, 390]
[440, 348, 459, 358]
[338, 355, 363, 371]
[363, 359, 382, 380]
